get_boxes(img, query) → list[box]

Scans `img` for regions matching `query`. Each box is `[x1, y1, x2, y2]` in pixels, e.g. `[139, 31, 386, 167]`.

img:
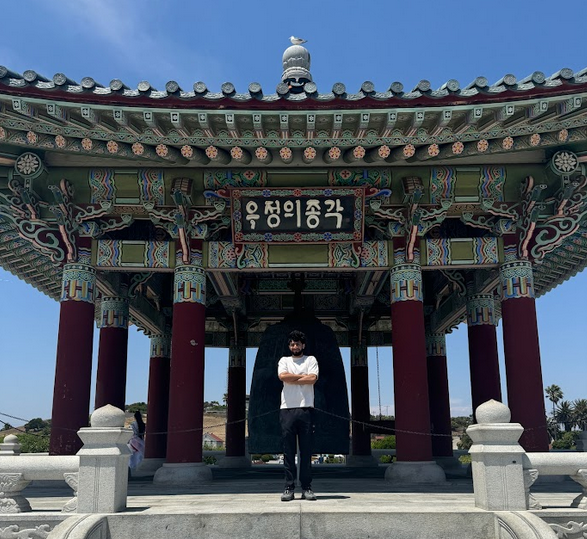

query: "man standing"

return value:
[278, 330, 319, 501]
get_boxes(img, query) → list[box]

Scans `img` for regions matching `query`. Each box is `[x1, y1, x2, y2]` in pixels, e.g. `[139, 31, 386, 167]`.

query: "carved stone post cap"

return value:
[90, 405, 125, 428]
[0, 434, 21, 455]
[476, 399, 511, 424]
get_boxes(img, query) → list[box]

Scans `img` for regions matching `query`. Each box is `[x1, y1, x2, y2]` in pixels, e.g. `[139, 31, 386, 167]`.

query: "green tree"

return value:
[451, 416, 473, 432]
[572, 399, 587, 430]
[1, 422, 12, 431]
[555, 400, 574, 432]
[545, 385, 563, 418]
[125, 402, 147, 414]
[371, 436, 396, 449]
[24, 418, 49, 433]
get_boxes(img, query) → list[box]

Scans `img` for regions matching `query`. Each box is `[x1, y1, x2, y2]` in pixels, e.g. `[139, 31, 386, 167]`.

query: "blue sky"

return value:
[1, 0, 587, 424]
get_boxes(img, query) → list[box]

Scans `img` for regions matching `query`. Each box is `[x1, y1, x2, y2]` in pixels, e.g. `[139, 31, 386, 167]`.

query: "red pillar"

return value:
[466, 293, 502, 419]
[500, 254, 549, 451]
[350, 336, 372, 456]
[94, 297, 129, 410]
[426, 332, 453, 457]
[166, 247, 207, 463]
[49, 262, 96, 455]
[225, 337, 247, 457]
[390, 250, 433, 462]
[145, 335, 171, 459]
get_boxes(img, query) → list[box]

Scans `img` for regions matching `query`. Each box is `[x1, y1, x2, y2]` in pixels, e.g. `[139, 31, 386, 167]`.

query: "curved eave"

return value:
[534, 228, 587, 296]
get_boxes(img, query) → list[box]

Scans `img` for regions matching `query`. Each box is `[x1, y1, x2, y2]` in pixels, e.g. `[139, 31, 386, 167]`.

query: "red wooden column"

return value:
[349, 335, 375, 462]
[500, 245, 549, 451]
[466, 293, 502, 420]
[390, 247, 433, 463]
[94, 296, 130, 410]
[426, 332, 453, 458]
[49, 259, 96, 455]
[222, 335, 250, 467]
[154, 242, 212, 484]
[144, 334, 171, 460]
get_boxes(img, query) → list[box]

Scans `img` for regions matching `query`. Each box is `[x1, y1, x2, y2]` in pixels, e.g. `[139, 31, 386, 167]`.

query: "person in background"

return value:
[277, 330, 319, 501]
[128, 410, 145, 471]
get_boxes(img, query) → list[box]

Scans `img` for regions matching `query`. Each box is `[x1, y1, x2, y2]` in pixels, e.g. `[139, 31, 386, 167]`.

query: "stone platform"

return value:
[4, 466, 586, 539]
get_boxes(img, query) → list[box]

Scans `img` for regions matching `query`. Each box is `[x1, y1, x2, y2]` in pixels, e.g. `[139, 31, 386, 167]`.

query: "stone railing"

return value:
[0, 405, 132, 514]
[467, 399, 587, 511]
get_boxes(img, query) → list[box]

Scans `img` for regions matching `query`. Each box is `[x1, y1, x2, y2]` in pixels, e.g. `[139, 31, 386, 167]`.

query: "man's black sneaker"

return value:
[301, 489, 316, 501]
[281, 488, 295, 502]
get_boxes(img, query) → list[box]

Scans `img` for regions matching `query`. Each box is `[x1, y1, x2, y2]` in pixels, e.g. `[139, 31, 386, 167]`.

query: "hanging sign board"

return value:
[230, 187, 365, 244]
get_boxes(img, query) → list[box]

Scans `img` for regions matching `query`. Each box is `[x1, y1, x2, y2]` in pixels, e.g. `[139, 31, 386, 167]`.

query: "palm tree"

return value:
[545, 385, 563, 417]
[572, 399, 587, 431]
[554, 400, 574, 432]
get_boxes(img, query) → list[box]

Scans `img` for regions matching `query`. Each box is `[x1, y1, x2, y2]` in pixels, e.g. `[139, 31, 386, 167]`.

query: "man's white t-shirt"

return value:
[278, 355, 319, 409]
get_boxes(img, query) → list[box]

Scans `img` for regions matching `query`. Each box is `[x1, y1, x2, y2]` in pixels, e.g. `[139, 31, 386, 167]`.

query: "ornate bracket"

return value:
[0, 472, 31, 513]
[78, 214, 134, 238]
[62, 472, 78, 513]
[571, 468, 587, 509]
[439, 269, 467, 297]
[461, 213, 516, 236]
[518, 176, 548, 259]
[530, 175, 587, 261]
[0, 189, 65, 264]
[523, 468, 541, 510]
[129, 272, 154, 298]
[480, 198, 519, 220]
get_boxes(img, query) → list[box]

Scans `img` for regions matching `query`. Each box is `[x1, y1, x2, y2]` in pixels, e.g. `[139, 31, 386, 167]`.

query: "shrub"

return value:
[379, 454, 392, 463]
[261, 454, 272, 463]
[203, 455, 217, 465]
[551, 431, 579, 450]
[16, 433, 49, 453]
[459, 454, 472, 464]
[457, 432, 473, 450]
[371, 436, 396, 449]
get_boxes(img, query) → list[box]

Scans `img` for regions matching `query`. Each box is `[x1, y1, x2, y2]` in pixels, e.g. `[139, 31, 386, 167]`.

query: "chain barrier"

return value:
[1, 407, 549, 440]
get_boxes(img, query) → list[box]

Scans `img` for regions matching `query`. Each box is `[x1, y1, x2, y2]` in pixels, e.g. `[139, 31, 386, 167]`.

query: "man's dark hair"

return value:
[288, 330, 306, 344]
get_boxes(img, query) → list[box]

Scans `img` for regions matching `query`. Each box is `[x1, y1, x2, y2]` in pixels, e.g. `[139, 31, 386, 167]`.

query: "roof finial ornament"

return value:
[290, 36, 307, 45]
[281, 37, 312, 93]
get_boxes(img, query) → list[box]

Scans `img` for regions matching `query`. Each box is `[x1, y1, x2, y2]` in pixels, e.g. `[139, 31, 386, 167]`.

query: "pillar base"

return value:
[385, 461, 446, 484]
[218, 455, 251, 468]
[153, 462, 213, 486]
[135, 457, 165, 476]
[346, 454, 379, 467]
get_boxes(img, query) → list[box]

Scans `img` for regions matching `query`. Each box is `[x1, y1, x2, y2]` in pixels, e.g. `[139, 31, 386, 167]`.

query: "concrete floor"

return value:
[21, 465, 583, 514]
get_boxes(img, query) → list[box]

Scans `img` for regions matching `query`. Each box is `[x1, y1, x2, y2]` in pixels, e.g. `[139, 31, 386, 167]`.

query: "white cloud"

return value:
[45, 0, 221, 87]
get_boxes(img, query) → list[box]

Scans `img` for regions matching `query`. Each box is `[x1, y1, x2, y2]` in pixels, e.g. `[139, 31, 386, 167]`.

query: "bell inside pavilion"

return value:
[1, 40, 586, 481]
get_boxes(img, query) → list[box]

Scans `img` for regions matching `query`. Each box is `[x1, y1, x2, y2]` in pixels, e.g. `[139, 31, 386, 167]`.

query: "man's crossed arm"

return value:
[279, 372, 317, 385]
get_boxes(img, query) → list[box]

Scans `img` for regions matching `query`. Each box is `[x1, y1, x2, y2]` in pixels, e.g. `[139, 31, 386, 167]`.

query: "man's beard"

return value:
[292, 350, 304, 357]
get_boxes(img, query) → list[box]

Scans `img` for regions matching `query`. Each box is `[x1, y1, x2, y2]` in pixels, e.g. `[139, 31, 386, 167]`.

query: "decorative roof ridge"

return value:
[3, 65, 587, 110]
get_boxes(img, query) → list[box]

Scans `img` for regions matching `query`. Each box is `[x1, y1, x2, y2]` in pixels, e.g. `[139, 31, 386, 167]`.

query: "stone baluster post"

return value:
[76, 405, 132, 513]
[467, 400, 527, 510]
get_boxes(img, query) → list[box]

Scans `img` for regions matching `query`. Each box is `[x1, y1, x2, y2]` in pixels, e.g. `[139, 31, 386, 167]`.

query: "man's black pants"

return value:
[280, 407, 313, 490]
